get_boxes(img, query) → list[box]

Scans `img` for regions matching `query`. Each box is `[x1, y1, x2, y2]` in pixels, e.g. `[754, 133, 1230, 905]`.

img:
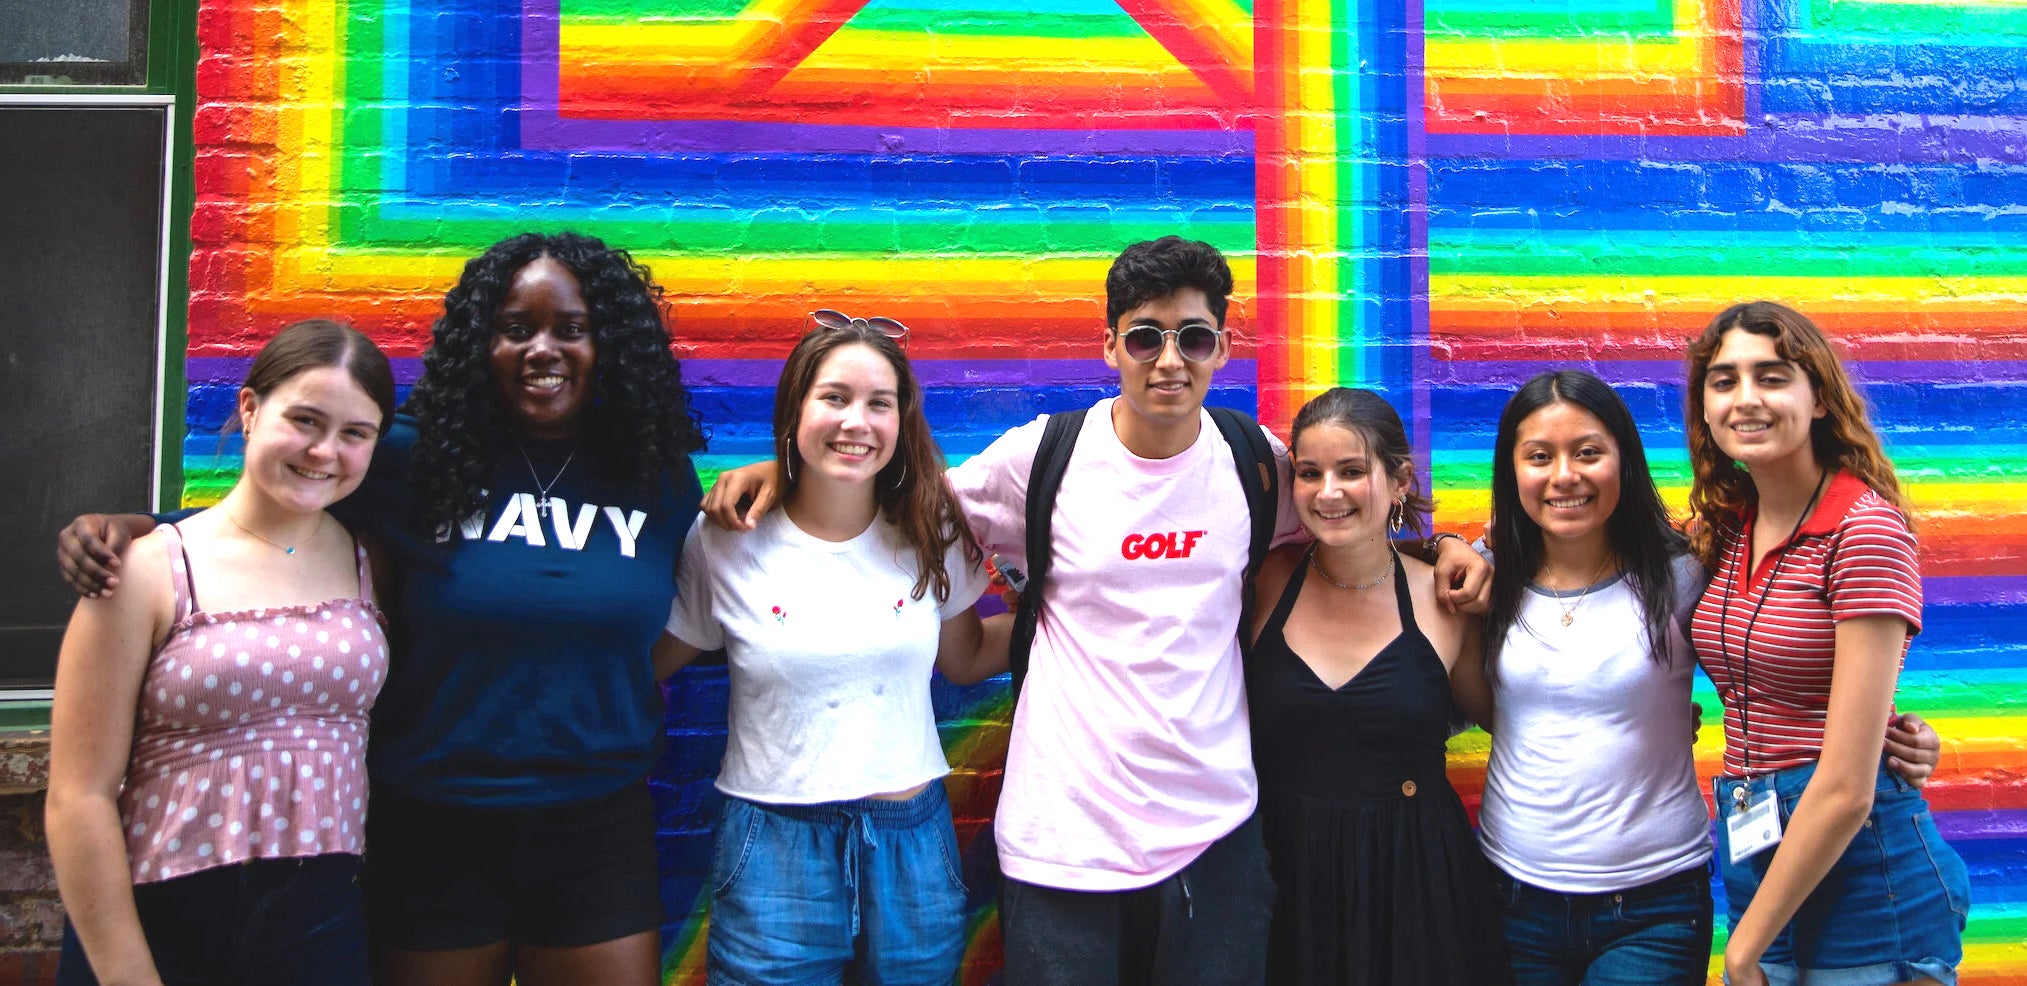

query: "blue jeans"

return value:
[58, 854, 367, 986]
[1491, 863, 1713, 986]
[1714, 761, 1969, 986]
[707, 781, 968, 986]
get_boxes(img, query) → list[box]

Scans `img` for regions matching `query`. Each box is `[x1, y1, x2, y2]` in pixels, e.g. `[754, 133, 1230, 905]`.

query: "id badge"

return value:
[1726, 789, 1784, 864]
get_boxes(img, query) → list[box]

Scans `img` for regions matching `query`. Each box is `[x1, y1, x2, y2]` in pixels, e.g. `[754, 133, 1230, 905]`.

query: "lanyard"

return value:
[1715, 469, 1829, 808]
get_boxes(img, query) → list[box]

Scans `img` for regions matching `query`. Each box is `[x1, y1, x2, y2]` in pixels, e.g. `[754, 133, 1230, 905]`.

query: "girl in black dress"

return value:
[1245, 387, 1508, 986]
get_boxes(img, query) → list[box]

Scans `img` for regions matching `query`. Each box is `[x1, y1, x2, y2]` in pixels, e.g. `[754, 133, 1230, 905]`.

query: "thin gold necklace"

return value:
[1313, 546, 1393, 591]
[226, 509, 323, 556]
[1544, 556, 1614, 627]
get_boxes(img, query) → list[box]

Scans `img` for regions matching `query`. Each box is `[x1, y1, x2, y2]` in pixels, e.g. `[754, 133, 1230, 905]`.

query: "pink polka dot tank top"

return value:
[121, 523, 388, 884]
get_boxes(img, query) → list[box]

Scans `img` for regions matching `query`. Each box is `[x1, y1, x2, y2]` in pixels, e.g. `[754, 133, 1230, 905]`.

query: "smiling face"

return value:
[1701, 327, 1825, 474]
[1513, 400, 1622, 551]
[489, 256, 596, 440]
[1103, 287, 1229, 455]
[1291, 422, 1407, 546]
[792, 342, 901, 493]
[238, 365, 384, 514]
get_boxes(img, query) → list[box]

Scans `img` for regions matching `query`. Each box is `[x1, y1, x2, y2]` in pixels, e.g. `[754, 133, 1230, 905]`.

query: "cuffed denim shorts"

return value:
[1714, 761, 1969, 986]
[707, 780, 969, 986]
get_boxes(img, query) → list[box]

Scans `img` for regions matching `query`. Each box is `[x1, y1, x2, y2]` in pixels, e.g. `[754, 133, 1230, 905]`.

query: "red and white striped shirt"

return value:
[1692, 471, 1922, 776]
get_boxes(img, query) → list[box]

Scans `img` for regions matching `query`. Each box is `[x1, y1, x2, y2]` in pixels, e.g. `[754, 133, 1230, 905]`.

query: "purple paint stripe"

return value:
[682, 358, 1258, 388]
[1927, 576, 2027, 606]
[188, 358, 425, 386]
[520, 114, 1256, 157]
[190, 357, 1258, 389]
[1426, 115, 2027, 164]
[1432, 360, 2027, 386]
[515, 0, 1249, 157]
[1933, 809, 2027, 841]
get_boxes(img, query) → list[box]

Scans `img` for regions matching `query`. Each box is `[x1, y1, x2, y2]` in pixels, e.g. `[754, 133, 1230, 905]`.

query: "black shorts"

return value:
[365, 781, 663, 950]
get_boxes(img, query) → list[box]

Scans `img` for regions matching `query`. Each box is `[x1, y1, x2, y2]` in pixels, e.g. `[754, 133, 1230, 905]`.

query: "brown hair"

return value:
[771, 324, 978, 603]
[232, 319, 397, 435]
[1289, 387, 1433, 536]
[1684, 301, 1908, 568]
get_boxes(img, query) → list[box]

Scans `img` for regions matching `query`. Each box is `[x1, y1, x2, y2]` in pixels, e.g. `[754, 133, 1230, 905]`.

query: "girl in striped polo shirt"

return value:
[1686, 302, 1968, 986]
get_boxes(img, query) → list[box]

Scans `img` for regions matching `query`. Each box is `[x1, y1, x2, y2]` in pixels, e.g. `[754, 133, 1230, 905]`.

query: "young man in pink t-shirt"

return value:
[948, 237, 1299, 984]
[704, 238, 1486, 984]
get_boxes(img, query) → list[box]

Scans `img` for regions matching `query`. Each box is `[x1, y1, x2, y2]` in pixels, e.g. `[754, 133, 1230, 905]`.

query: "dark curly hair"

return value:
[1104, 236, 1234, 329]
[402, 232, 706, 540]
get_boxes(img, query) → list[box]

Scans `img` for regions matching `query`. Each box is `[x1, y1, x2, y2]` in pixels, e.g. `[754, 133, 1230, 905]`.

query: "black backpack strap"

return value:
[1207, 406, 1277, 656]
[1206, 406, 1276, 583]
[1008, 408, 1088, 698]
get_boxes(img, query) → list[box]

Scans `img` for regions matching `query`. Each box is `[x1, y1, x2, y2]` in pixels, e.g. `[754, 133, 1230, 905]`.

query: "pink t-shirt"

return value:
[950, 399, 1300, 891]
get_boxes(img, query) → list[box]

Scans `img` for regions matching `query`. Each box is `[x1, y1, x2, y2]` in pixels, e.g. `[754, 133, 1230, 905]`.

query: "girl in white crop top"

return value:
[48, 321, 395, 986]
[655, 316, 1010, 985]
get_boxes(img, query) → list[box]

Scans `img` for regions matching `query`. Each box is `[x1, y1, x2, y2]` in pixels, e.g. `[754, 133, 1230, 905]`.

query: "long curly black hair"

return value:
[402, 232, 706, 540]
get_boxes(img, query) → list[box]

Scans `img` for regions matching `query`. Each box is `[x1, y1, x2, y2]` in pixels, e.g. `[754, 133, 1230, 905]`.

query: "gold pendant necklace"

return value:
[1547, 557, 1614, 627]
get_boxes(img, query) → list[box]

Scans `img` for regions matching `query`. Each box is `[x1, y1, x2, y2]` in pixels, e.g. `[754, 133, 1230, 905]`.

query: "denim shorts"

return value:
[707, 781, 968, 986]
[58, 854, 366, 986]
[1490, 863, 1714, 986]
[1714, 761, 1969, 986]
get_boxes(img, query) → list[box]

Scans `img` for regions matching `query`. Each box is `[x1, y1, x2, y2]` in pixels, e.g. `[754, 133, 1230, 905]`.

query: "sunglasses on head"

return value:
[809, 309, 909, 347]
[1116, 323, 1223, 364]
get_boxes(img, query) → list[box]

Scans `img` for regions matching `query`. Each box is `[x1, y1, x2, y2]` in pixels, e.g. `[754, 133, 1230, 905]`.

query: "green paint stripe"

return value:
[1433, 451, 2027, 489]
[834, 9, 1148, 37]
[1431, 232, 2027, 280]
[564, 0, 753, 17]
[325, 204, 1254, 258]
[1803, 0, 2027, 46]
[1424, 2, 1674, 40]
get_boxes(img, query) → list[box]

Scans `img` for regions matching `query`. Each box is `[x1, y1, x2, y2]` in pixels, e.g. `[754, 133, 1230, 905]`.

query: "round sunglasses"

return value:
[1116, 323, 1223, 363]
[809, 309, 909, 346]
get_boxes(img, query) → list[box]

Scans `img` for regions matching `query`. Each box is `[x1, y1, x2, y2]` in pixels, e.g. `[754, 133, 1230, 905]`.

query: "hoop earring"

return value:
[785, 440, 797, 483]
[886, 460, 908, 491]
[1389, 499, 1405, 536]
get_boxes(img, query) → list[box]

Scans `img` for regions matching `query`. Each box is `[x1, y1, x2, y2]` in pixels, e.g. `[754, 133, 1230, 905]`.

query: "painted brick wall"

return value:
[181, 0, 2027, 983]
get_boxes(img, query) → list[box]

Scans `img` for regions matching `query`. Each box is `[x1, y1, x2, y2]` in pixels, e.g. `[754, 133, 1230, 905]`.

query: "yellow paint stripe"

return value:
[1431, 274, 2027, 307]
[1292, 0, 1338, 400]
[1162, 0, 1256, 70]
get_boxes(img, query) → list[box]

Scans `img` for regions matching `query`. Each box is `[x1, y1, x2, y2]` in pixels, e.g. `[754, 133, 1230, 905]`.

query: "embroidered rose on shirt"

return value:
[771, 605, 787, 625]
[894, 599, 904, 619]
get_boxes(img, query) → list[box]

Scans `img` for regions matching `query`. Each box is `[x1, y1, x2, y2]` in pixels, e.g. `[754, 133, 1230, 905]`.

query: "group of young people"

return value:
[47, 231, 1963, 986]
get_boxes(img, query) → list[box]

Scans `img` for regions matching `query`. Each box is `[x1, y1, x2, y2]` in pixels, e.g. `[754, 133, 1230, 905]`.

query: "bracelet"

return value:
[1426, 532, 1466, 554]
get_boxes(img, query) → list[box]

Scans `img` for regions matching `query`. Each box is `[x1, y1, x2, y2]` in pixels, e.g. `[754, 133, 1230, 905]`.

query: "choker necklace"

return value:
[515, 439, 581, 518]
[1313, 547, 1393, 591]
[1544, 556, 1614, 627]
[227, 509, 322, 556]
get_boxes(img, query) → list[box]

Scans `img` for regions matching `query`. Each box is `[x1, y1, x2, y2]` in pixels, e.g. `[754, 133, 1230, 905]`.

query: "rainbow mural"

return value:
[182, 0, 2027, 981]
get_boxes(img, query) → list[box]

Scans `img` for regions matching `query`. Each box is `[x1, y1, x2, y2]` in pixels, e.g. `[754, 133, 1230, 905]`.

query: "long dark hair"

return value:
[402, 232, 706, 539]
[1684, 301, 1907, 570]
[1484, 371, 1685, 672]
[772, 323, 977, 604]
[1289, 387, 1432, 536]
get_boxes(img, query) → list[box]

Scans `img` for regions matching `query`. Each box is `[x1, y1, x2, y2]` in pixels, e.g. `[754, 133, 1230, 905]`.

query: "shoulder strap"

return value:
[1207, 406, 1277, 657]
[163, 522, 198, 620]
[1007, 409, 1088, 698]
[1206, 406, 1276, 584]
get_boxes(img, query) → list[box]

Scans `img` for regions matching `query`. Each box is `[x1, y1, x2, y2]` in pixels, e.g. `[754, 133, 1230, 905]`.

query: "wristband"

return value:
[1426, 532, 1466, 554]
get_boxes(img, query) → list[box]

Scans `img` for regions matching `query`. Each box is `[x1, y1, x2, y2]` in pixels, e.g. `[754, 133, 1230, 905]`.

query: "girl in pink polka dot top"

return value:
[48, 321, 396, 986]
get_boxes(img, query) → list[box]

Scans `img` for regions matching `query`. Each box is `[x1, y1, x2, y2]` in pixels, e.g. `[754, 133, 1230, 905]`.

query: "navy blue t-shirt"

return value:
[330, 416, 702, 807]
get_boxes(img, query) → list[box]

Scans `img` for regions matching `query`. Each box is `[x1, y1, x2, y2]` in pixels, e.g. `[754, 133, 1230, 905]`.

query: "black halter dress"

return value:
[1247, 546, 1510, 986]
